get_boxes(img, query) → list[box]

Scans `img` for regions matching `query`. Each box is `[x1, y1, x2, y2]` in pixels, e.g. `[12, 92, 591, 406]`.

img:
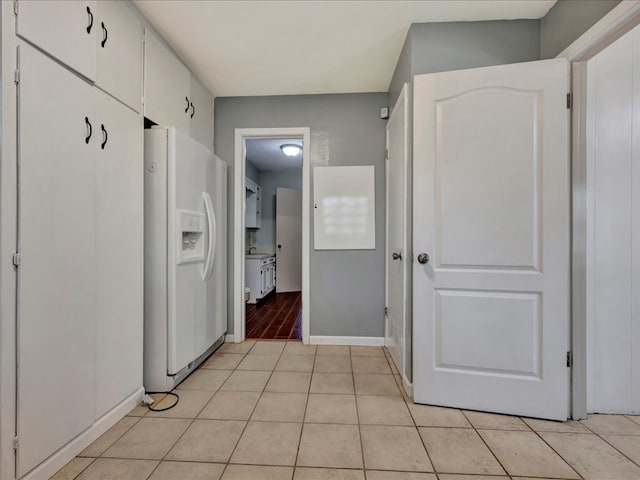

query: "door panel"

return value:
[95, 92, 143, 418]
[168, 130, 208, 374]
[385, 84, 411, 385]
[276, 188, 302, 292]
[143, 29, 189, 130]
[96, 0, 143, 112]
[586, 25, 640, 414]
[17, 0, 97, 81]
[413, 59, 570, 420]
[17, 44, 96, 476]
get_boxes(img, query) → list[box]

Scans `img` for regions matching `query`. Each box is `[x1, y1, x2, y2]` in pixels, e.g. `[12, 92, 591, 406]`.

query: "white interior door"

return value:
[586, 25, 640, 414]
[276, 187, 302, 292]
[386, 84, 411, 386]
[17, 44, 97, 476]
[413, 58, 570, 420]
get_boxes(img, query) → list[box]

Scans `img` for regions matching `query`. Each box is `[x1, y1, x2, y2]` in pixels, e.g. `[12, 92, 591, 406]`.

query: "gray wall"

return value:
[541, 0, 621, 59]
[389, 20, 541, 106]
[254, 169, 302, 247]
[215, 93, 388, 337]
[245, 160, 260, 184]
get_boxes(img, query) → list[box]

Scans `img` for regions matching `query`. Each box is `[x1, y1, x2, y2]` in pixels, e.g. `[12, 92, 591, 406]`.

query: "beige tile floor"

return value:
[52, 341, 640, 480]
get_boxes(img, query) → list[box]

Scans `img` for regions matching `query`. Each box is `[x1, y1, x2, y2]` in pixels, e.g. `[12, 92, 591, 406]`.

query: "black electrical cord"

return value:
[145, 391, 180, 412]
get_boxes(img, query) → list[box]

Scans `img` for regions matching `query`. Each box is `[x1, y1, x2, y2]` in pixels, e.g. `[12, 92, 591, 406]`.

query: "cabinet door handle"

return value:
[85, 116, 92, 144]
[185, 97, 190, 113]
[86, 6, 94, 34]
[101, 22, 108, 47]
[100, 124, 108, 149]
[190, 102, 195, 119]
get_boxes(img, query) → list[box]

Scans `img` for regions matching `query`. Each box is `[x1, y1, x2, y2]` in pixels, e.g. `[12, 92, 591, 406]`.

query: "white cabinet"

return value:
[16, 0, 143, 112]
[245, 178, 262, 228]
[16, 0, 97, 81]
[143, 28, 190, 130]
[95, 92, 143, 418]
[16, 43, 143, 477]
[17, 43, 97, 478]
[95, 0, 143, 112]
[189, 74, 215, 151]
[246, 256, 276, 303]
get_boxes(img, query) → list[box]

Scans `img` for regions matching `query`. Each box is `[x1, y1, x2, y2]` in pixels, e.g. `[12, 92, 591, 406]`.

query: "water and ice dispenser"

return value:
[176, 209, 206, 264]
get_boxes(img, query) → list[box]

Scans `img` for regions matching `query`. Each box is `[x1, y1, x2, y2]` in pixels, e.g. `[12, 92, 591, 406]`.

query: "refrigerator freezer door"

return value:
[168, 129, 211, 375]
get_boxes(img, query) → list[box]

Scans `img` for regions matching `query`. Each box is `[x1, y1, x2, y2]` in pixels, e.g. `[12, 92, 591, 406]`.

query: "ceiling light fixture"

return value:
[280, 144, 302, 157]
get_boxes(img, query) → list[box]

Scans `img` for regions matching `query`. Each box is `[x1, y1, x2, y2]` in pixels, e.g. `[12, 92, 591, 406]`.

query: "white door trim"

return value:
[385, 83, 412, 387]
[560, 0, 640, 420]
[233, 127, 311, 344]
[557, 0, 640, 62]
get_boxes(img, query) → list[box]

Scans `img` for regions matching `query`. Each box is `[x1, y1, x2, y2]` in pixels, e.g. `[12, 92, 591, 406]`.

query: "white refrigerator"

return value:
[144, 127, 227, 392]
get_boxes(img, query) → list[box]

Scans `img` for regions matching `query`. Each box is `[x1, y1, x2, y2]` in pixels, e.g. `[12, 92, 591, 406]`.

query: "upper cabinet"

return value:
[95, 0, 143, 112]
[15, 0, 142, 112]
[16, 0, 98, 81]
[143, 29, 190, 131]
[189, 75, 215, 151]
[144, 28, 215, 149]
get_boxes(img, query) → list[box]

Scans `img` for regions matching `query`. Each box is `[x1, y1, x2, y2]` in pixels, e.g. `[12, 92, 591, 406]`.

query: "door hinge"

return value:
[12, 251, 20, 268]
[384, 149, 389, 160]
[13, 436, 18, 451]
[566, 350, 572, 368]
[14, 67, 20, 85]
[566, 93, 572, 110]
[384, 306, 389, 316]
[13, 0, 18, 16]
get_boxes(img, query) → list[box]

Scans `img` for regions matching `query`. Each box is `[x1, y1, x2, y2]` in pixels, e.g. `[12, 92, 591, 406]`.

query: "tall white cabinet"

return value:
[13, 1, 144, 477]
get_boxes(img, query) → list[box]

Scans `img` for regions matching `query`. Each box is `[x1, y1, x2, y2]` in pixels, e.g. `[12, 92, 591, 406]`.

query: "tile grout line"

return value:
[291, 347, 316, 478]
[219, 341, 285, 478]
[352, 350, 368, 476]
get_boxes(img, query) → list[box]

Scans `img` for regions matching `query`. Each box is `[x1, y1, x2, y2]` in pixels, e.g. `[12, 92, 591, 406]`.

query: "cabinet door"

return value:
[17, 44, 96, 477]
[189, 75, 214, 150]
[17, 0, 96, 81]
[96, 0, 143, 112]
[95, 91, 143, 418]
[143, 28, 189, 130]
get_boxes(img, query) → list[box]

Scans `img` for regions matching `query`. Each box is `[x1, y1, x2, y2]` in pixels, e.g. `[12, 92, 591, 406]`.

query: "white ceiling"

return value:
[246, 138, 303, 172]
[134, 1, 556, 98]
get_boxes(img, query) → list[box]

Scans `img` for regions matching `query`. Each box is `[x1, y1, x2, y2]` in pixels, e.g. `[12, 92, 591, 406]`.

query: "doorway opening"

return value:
[245, 139, 303, 339]
[234, 128, 311, 344]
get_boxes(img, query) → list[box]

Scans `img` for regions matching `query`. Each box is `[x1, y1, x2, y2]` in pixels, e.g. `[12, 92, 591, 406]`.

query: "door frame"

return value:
[384, 83, 412, 393]
[233, 127, 311, 344]
[558, 0, 640, 419]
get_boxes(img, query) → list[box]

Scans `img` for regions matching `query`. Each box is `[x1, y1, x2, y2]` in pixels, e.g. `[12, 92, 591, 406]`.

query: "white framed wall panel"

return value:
[313, 165, 375, 250]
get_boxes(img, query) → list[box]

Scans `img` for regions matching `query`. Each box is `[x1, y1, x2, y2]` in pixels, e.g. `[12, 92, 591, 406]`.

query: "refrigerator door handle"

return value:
[202, 192, 217, 281]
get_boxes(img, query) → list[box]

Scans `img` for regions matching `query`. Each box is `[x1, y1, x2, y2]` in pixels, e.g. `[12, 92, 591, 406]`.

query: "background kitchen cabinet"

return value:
[245, 177, 262, 229]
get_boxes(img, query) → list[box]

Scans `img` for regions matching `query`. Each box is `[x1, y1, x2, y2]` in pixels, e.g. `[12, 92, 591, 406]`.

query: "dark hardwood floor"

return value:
[246, 292, 302, 340]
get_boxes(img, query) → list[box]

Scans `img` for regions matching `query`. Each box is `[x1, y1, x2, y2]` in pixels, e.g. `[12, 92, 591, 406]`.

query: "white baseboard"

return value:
[22, 387, 144, 480]
[309, 336, 385, 346]
[225, 334, 235, 343]
[402, 375, 414, 398]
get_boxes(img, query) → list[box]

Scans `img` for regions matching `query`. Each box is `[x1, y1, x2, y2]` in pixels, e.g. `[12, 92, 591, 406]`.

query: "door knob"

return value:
[392, 252, 402, 261]
[417, 253, 430, 264]
[277, 244, 282, 249]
